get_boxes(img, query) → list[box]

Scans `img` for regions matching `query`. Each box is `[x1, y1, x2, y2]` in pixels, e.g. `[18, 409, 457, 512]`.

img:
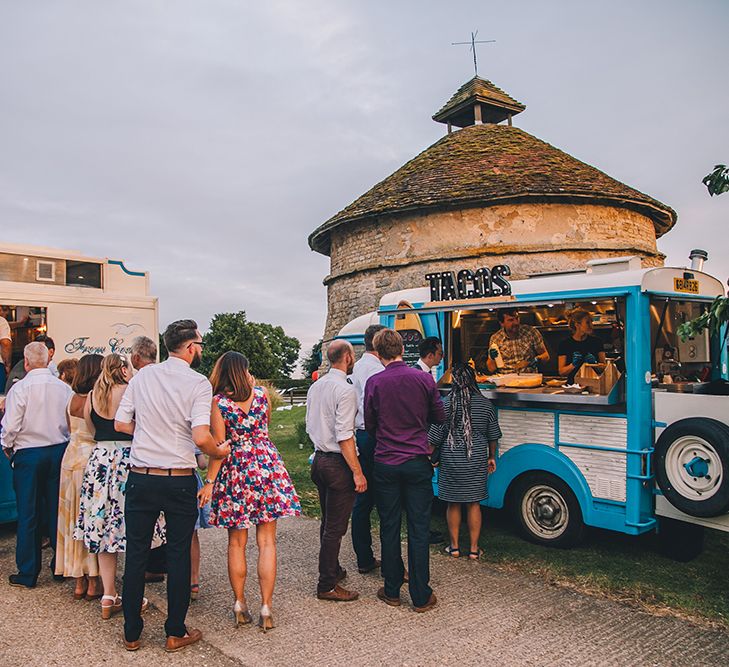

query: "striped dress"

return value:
[428, 392, 502, 503]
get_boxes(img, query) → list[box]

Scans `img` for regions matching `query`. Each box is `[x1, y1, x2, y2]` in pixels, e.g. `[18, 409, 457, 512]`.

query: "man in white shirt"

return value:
[306, 339, 366, 602]
[0, 305, 12, 391]
[349, 324, 385, 574]
[1, 341, 72, 588]
[416, 337, 443, 375]
[115, 319, 230, 653]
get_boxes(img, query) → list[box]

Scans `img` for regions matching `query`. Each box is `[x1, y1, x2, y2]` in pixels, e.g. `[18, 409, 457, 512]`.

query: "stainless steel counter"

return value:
[476, 385, 622, 406]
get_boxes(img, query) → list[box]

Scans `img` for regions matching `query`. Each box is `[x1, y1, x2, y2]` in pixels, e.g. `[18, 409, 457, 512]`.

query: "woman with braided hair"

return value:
[428, 363, 501, 559]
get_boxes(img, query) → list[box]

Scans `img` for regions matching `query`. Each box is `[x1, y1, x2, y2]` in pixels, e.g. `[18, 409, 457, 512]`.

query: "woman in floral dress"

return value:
[55, 354, 103, 599]
[201, 351, 300, 632]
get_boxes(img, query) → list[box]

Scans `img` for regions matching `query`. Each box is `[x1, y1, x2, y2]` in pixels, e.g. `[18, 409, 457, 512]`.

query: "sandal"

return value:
[190, 584, 199, 601]
[468, 549, 483, 561]
[101, 594, 123, 620]
[443, 545, 460, 557]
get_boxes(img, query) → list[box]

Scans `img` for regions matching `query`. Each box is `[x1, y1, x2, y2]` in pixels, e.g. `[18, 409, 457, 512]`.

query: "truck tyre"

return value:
[654, 418, 729, 518]
[512, 472, 585, 548]
[656, 517, 705, 562]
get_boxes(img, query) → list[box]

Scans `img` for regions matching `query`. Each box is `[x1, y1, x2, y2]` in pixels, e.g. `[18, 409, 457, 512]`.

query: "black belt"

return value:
[315, 451, 343, 457]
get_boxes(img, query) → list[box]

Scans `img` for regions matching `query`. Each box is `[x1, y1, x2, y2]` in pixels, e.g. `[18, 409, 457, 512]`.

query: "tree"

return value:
[703, 164, 729, 196]
[199, 311, 300, 379]
[158, 333, 169, 361]
[301, 339, 323, 377]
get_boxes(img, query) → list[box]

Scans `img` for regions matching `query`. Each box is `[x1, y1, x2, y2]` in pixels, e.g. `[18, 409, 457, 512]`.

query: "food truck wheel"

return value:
[512, 473, 584, 548]
[655, 517, 705, 562]
[654, 418, 729, 518]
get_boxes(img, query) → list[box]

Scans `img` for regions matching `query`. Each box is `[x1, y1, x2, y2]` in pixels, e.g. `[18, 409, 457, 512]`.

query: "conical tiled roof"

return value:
[433, 76, 525, 126]
[309, 124, 676, 255]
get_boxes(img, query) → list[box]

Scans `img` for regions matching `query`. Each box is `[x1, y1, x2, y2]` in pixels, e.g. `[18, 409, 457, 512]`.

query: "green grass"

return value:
[270, 406, 729, 628]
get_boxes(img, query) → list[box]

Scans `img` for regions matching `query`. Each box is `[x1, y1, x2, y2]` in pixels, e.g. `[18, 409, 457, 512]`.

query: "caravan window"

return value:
[65, 261, 102, 288]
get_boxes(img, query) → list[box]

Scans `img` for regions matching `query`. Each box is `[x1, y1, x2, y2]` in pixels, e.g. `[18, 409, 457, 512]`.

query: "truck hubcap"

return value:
[666, 436, 722, 500]
[522, 485, 569, 539]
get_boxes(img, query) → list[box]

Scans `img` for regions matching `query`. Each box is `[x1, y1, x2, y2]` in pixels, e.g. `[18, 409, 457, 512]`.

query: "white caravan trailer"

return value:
[0, 242, 158, 522]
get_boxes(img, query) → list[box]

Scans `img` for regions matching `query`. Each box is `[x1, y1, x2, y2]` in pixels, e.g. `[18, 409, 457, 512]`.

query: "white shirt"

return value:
[48, 360, 59, 377]
[305, 368, 357, 453]
[0, 317, 10, 342]
[351, 352, 384, 430]
[0, 368, 72, 451]
[416, 359, 431, 373]
[115, 357, 212, 469]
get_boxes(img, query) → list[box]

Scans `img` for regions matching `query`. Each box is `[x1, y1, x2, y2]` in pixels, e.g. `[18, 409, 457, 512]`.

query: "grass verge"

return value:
[271, 405, 729, 629]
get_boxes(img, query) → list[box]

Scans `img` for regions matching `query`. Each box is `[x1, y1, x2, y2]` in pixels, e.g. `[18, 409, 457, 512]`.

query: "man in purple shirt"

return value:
[364, 328, 445, 612]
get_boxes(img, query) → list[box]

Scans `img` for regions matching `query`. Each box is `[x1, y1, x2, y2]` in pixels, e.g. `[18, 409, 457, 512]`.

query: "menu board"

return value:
[399, 329, 423, 367]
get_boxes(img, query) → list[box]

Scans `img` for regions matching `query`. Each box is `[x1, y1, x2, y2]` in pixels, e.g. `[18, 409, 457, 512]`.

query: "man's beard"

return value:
[190, 351, 202, 369]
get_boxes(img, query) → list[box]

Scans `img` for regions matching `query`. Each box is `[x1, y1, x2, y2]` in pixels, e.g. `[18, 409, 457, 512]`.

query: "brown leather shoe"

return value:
[358, 559, 381, 574]
[413, 593, 437, 613]
[316, 584, 359, 602]
[123, 636, 141, 652]
[376, 586, 401, 607]
[164, 628, 203, 653]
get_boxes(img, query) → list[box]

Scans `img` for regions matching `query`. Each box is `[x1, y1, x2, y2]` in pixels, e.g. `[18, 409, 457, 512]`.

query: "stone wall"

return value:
[322, 202, 663, 340]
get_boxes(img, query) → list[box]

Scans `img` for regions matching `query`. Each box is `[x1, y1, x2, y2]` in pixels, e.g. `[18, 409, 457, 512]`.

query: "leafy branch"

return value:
[703, 164, 729, 197]
[677, 296, 729, 341]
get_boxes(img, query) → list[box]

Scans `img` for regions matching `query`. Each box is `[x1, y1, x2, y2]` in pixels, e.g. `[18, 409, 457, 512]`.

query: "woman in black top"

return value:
[558, 309, 607, 384]
[428, 364, 501, 560]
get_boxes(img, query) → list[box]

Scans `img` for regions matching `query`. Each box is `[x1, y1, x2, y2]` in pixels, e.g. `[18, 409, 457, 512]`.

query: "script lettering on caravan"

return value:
[425, 265, 512, 301]
[64, 337, 107, 355]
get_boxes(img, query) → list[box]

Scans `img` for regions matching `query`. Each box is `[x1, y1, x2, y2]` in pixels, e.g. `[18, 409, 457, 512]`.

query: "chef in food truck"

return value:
[557, 308, 607, 384]
[485, 307, 550, 373]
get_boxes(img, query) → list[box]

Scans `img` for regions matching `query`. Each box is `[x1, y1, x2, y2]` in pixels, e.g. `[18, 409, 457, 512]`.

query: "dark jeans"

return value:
[351, 430, 377, 568]
[311, 452, 356, 593]
[146, 544, 167, 574]
[122, 472, 198, 641]
[11, 443, 67, 585]
[375, 456, 434, 607]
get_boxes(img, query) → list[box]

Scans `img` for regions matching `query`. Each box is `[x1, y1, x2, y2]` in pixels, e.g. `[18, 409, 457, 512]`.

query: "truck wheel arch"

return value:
[491, 444, 593, 520]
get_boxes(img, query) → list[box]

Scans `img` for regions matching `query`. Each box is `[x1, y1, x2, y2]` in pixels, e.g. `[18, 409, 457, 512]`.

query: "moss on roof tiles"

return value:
[309, 124, 676, 255]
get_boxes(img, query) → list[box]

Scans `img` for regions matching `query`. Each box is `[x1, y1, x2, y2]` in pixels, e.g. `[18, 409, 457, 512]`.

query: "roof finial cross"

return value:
[452, 30, 495, 76]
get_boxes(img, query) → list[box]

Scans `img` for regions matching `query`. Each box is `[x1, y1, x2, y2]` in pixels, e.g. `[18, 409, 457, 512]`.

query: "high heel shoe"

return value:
[233, 600, 252, 627]
[101, 594, 122, 620]
[258, 604, 274, 633]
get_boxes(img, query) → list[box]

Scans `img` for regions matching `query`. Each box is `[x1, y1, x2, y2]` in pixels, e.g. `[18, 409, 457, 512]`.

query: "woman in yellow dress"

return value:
[55, 354, 103, 599]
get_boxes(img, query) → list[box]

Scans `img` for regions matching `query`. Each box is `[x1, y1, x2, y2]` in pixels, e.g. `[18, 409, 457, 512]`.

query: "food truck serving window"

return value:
[649, 298, 718, 382]
[444, 298, 626, 408]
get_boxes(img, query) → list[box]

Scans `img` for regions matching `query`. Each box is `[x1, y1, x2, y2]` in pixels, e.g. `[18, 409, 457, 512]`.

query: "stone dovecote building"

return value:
[309, 76, 677, 341]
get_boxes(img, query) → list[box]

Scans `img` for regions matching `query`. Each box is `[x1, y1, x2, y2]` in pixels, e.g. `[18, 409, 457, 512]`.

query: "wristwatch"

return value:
[204, 477, 215, 485]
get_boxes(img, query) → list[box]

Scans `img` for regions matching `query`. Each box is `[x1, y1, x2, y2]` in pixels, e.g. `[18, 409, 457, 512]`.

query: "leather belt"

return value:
[130, 466, 195, 476]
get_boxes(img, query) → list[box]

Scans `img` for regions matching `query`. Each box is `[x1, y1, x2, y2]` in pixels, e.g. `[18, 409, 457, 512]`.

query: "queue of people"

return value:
[0, 319, 300, 652]
[1, 307, 589, 646]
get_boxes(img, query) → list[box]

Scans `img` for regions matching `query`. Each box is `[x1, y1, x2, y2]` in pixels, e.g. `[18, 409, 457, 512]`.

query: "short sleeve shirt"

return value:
[488, 325, 546, 372]
[558, 335, 604, 383]
[0, 317, 10, 342]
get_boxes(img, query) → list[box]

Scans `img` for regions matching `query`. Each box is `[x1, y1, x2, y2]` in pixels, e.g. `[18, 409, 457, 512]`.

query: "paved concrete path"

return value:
[1, 517, 727, 666]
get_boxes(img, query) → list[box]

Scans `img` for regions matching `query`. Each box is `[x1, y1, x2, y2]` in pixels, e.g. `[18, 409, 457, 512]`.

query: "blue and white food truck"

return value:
[336, 255, 728, 558]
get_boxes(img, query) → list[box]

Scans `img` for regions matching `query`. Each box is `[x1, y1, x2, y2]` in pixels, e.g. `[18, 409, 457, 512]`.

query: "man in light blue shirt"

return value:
[1, 341, 72, 588]
[349, 324, 385, 574]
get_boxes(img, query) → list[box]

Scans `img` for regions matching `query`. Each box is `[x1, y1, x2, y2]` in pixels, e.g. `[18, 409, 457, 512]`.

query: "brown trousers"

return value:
[310, 452, 356, 593]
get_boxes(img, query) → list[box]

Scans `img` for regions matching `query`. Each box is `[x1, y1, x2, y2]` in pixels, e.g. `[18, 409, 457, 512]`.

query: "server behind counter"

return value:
[485, 308, 550, 374]
[557, 309, 607, 384]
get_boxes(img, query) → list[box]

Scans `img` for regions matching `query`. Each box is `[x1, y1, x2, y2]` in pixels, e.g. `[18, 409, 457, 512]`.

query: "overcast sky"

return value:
[1, 0, 728, 361]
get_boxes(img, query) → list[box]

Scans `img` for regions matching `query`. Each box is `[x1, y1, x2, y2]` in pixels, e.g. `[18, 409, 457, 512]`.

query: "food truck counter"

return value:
[476, 384, 621, 406]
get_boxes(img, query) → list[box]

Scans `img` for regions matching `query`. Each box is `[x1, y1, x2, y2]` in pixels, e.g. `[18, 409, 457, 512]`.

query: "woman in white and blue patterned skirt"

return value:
[428, 363, 501, 560]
